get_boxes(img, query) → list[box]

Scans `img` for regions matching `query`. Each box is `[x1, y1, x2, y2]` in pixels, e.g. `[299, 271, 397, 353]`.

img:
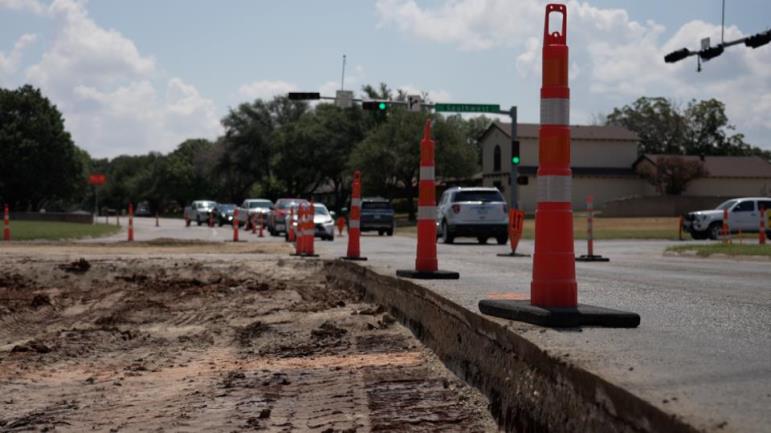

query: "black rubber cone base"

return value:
[290, 253, 319, 257]
[497, 252, 531, 257]
[479, 299, 639, 328]
[576, 254, 610, 262]
[396, 269, 460, 280]
[340, 256, 368, 261]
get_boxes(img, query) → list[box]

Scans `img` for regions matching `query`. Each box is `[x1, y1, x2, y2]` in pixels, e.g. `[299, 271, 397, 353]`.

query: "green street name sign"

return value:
[434, 103, 501, 113]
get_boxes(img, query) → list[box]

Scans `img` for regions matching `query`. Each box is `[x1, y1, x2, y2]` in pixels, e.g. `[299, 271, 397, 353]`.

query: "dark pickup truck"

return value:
[359, 197, 395, 236]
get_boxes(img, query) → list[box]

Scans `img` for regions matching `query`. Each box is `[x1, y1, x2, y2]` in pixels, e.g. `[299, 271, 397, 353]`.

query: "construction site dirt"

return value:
[0, 243, 497, 432]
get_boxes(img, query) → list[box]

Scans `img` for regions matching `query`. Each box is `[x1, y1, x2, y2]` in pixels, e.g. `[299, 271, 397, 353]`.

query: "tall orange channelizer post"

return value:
[3, 204, 10, 241]
[721, 208, 730, 244]
[479, 4, 638, 328]
[127, 202, 134, 242]
[396, 120, 459, 279]
[576, 195, 609, 262]
[290, 205, 303, 256]
[232, 208, 240, 242]
[336, 216, 346, 237]
[497, 209, 529, 257]
[304, 201, 319, 257]
[341, 171, 367, 261]
[759, 206, 767, 245]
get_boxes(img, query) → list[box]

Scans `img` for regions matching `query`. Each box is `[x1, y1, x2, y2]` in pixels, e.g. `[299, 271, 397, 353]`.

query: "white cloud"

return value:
[238, 80, 297, 101]
[0, 0, 45, 14]
[20, 0, 221, 157]
[375, 0, 771, 148]
[396, 84, 451, 104]
[0, 33, 37, 84]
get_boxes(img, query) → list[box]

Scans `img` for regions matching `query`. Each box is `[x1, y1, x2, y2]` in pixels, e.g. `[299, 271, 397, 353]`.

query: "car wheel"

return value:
[477, 236, 488, 245]
[441, 221, 454, 244]
[691, 230, 708, 240]
[496, 236, 507, 245]
[708, 222, 722, 240]
[378, 230, 384, 236]
[196, 218, 202, 226]
[766, 230, 771, 240]
[387, 229, 393, 236]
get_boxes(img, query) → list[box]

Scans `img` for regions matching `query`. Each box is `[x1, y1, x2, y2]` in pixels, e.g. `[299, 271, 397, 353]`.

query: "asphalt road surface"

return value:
[89, 218, 771, 433]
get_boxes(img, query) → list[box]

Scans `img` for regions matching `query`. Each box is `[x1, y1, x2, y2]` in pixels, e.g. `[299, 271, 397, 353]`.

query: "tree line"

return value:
[2, 86, 769, 214]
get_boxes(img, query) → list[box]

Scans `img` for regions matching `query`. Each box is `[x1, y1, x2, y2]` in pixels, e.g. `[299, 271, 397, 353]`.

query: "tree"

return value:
[606, 96, 769, 160]
[0, 85, 87, 210]
[638, 156, 708, 195]
[350, 110, 476, 220]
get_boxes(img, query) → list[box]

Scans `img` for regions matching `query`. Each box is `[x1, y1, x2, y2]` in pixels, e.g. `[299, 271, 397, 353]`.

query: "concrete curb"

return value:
[326, 260, 702, 433]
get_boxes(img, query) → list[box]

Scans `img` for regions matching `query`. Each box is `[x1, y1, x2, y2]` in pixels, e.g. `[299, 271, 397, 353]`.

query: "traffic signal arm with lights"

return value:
[288, 92, 321, 100]
[511, 140, 521, 165]
[745, 30, 771, 48]
[362, 101, 389, 111]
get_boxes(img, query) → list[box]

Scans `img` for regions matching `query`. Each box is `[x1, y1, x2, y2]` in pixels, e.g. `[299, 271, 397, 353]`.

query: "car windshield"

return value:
[218, 204, 235, 210]
[277, 200, 305, 209]
[453, 190, 503, 203]
[362, 201, 392, 210]
[314, 206, 329, 216]
[716, 200, 738, 210]
[249, 202, 270, 208]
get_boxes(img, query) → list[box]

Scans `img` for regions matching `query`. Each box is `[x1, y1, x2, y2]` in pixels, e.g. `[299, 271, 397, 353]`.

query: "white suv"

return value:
[683, 197, 771, 240]
[436, 187, 509, 244]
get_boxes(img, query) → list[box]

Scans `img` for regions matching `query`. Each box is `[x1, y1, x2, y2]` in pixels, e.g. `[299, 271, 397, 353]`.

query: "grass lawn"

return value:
[3, 221, 121, 241]
[666, 243, 771, 258]
[396, 214, 683, 240]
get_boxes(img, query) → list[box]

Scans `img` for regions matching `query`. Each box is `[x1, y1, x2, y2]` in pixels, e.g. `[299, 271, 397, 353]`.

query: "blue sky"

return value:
[1, 0, 769, 158]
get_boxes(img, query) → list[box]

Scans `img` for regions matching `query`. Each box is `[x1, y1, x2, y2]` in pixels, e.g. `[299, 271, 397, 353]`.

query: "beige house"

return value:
[479, 121, 771, 213]
[634, 154, 771, 197]
[480, 121, 644, 211]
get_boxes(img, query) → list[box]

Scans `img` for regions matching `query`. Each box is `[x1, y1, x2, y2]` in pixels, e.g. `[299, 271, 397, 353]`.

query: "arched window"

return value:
[493, 145, 501, 172]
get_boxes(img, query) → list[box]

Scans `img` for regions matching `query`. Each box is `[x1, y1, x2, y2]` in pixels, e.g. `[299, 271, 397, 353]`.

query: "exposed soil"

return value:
[0, 249, 497, 432]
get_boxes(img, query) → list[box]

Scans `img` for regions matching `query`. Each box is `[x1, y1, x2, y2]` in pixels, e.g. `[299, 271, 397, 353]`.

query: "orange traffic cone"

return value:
[3, 204, 10, 241]
[479, 4, 638, 328]
[760, 206, 767, 245]
[497, 209, 529, 257]
[576, 195, 609, 262]
[341, 171, 367, 261]
[288, 207, 296, 243]
[127, 202, 134, 242]
[290, 204, 303, 256]
[336, 216, 346, 237]
[396, 119, 458, 279]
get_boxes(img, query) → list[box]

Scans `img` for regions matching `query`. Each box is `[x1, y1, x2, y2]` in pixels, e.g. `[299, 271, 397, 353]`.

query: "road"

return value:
[86, 217, 771, 433]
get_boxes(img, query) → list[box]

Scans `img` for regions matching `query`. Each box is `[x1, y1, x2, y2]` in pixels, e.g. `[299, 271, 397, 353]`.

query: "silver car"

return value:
[436, 187, 509, 245]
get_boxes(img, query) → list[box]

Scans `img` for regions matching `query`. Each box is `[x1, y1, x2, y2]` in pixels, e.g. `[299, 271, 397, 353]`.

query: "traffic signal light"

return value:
[699, 45, 724, 61]
[362, 101, 389, 111]
[745, 30, 771, 48]
[287, 92, 320, 100]
[664, 48, 692, 63]
[511, 140, 521, 166]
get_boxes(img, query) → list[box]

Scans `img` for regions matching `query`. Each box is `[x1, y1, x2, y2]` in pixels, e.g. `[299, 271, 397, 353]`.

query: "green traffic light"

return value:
[512, 156, 521, 165]
[378, 102, 387, 110]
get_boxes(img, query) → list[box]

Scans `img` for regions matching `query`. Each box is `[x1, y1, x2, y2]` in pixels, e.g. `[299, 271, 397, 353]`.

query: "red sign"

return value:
[88, 174, 106, 186]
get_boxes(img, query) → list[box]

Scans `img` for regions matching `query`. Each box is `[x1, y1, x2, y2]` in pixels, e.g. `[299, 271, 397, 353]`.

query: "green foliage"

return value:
[0, 85, 87, 210]
[606, 97, 770, 159]
[638, 156, 709, 195]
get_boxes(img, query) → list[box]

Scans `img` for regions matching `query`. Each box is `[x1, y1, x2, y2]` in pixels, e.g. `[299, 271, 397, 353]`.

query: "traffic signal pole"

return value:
[509, 106, 519, 210]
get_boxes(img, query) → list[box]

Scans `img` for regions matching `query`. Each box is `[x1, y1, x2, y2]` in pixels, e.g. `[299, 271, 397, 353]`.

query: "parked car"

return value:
[360, 197, 395, 236]
[436, 187, 508, 245]
[214, 203, 241, 227]
[268, 198, 308, 235]
[683, 197, 771, 240]
[184, 200, 217, 226]
[134, 204, 152, 217]
[286, 202, 335, 241]
[241, 199, 273, 225]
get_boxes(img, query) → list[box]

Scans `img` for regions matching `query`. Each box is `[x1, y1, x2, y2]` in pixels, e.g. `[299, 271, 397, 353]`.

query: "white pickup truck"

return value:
[683, 197, 771, 240]
[184, 200, 218, 226]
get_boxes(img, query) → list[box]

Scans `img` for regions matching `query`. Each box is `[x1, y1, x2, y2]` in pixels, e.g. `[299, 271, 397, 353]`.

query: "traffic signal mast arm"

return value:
[665, 29, 771, 64]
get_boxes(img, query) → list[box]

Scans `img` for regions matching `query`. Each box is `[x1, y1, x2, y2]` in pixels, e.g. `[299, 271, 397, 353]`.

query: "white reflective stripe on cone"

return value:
[537, 176, 572, 203]
[417, 206, 437, 221]
[349, 220, 360, 229]
[351, 198, 361, 207]
[419, 166, 435, 181]
[540, 98, 570, 125]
